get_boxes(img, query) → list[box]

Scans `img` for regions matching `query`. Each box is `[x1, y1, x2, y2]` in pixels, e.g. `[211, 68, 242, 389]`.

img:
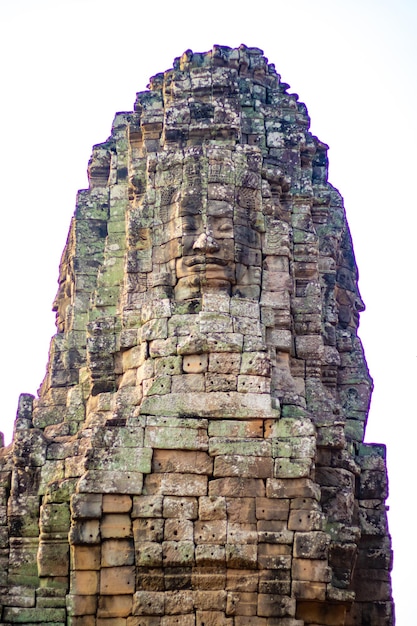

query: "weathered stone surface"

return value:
[0, 44, 392, 626]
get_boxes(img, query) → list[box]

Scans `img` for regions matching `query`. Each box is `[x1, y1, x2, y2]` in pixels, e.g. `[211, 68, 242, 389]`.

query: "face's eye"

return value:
[219, 223, 233, 232]
[182, 216, 201, 233]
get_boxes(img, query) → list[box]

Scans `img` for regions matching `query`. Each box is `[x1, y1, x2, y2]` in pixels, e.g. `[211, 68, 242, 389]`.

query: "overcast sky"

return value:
[1, 0, 416, 622]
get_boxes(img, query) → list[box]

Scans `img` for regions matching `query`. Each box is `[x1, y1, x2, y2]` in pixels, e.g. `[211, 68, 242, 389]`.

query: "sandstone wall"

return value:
[0, 45, 393, 625]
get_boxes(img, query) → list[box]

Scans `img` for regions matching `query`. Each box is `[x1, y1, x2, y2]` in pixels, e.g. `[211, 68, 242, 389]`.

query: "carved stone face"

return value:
[151, 146, 264, 302]
[336, 266, 365, 330]
[52, 273, 72, 333]
[175, 211, 237, 300]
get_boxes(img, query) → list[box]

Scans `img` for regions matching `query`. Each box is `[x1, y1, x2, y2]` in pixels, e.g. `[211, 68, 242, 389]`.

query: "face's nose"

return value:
[192, 232, 220, 254]
[355, 293, 365, 313]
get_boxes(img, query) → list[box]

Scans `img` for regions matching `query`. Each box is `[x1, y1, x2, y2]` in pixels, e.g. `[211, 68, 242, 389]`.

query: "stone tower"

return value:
[0, 45, 394, 625]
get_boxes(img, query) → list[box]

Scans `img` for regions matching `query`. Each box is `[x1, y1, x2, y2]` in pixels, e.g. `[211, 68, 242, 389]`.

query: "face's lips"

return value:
[184, 256, 228, 267]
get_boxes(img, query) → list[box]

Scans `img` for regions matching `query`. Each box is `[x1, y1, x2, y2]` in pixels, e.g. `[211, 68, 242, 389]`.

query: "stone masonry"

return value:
[0, 45, 394, 625]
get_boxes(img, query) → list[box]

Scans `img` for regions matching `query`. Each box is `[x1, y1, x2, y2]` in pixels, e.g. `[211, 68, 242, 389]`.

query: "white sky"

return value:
[1, 0, 415, 622]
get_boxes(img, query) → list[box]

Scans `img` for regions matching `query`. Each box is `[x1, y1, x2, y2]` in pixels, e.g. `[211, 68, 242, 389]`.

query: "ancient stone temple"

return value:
[0, 45, 394, 625]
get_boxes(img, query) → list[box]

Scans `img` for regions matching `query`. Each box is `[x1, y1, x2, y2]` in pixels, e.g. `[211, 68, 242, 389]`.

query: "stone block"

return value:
[168, 314, 200, 337]
[146, 416, 209, 429]
[127, 619, 161, 626]
[257, 543, 292, 569]
[225, 544, 257, 569]
[226, 591, 257, 615]
[171, 374, 205, 393]
[149, 337, 178, 357]
[154, 355, 183, 376]
[274, 458, 311, 478]
[195, 544, 226, 565]
[136, 542, 163, 567]
[288, 510, 325, 531]
[295, 335, 323, 359]
[132, 495, 163, 518]
[69, 520, 100, 545]
[315, 467, 355, 489]
[140, 318, 168, 342]
[153, 450, 212, 475]
[272, 436, 316, 458]
[295, 601, 346, 626]
[98, 594, 133, 617]
[66, 593, 97, 616]
[70, 617, 97, 626]
[214, 455, 273, 478]
[163, 496, 198, 519]
[257, 594, 296, 617]
[123, 344, 147, 370]
[265, 417, 316, 439]
[160, 616, 195, 626]
[70, 570, 99, 595]
[292, 580, 326, 600]
[133, 591, 165, 615]
[232, 316, 263, 337]
[293, 531, 329, 559]
[134, 566, 164, 591]
[209, 478, 265, 497]
[227, 523, 257, 545]
[101, 514, 132, 539]
[145, 427, 208, 451]
[234, 618, 267, 626]
[202, 292, 231, 313]
[37, 540, 69, 576]
[258, 570, 291, 595]
[100, 566, 136, 594]
[266, 478, 320, 500]
[209, 438, 271, 457]
[256, 497, 289, 520]
[199, 311, 233, 333]
[194, 590, 227, 610]
[196, 611, 232, 626]
[88, 447, 152, 473]
[71, 545, 101, 570]
[40, 502, 70, 533]
[257, 520, 293, 545]
[101, 539, 135, 566]
[182, 353, 208, 373]
[78, 470, 144, 494]
[265, 329, 292, 351]
[164, 518, 194, 541]
[237, 375, 270, 393]
[240, 352, 271, 376]
[2, 607, 67, 623]
[140, 392, 278, 419]
[199, 496, 227, 520]
[103, 494, 132, 513]
[292, 558, 331, 582]
[146, 376, 172, 396]
[145, 474, 207, 497]
[137, 360, 155, 386]
[208, 419, 263, 438]
[205, 373, 237, 391]
[195, 520, 227, 544]
[359, 507, 388, 536]
[133, 518, 164, 542]
[316, 425, 345, 449]
[164, 589, 194, 614]
[226, 569, 259, 592]
[208, 352, 241, 374]
[162, 541, 194, 566]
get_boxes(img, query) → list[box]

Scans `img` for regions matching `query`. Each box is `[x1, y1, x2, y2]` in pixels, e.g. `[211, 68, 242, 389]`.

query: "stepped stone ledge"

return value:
[0, 44, 394, 626]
